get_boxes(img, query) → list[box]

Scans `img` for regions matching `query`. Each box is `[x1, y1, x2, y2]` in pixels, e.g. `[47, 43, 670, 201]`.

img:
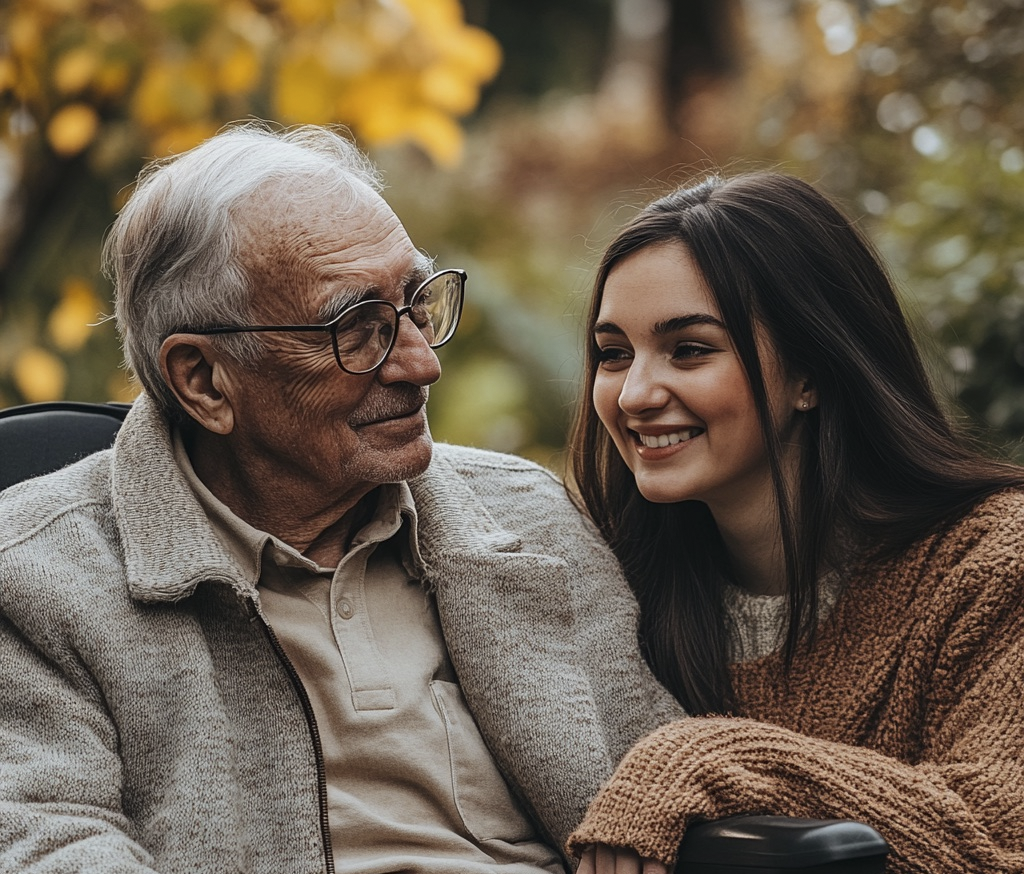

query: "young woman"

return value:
[566, 173, 1024, 873]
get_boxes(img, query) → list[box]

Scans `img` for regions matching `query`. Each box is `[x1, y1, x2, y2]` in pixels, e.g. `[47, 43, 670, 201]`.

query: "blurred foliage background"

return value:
[2, 0, 1023, 472]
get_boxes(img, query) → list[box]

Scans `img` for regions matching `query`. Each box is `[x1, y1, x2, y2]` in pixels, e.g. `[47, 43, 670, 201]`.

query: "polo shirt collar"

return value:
[171, 429, 423, 587]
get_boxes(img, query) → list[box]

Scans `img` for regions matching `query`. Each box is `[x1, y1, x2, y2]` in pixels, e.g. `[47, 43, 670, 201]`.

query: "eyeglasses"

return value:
[188, 268, 466, 374]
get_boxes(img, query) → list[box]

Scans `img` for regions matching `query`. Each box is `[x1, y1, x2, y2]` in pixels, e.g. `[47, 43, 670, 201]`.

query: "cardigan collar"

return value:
[112, 394, 526, 604]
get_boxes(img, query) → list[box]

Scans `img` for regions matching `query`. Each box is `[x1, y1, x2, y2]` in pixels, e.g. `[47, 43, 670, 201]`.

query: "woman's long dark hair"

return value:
[569, 172, 1024, 716]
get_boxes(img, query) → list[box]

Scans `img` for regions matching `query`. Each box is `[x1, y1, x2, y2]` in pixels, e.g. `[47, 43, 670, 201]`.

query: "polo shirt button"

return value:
[337, 599, 354, 619]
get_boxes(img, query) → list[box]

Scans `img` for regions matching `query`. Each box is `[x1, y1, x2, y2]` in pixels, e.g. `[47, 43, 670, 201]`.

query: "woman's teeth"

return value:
[636, 428, 702, 448]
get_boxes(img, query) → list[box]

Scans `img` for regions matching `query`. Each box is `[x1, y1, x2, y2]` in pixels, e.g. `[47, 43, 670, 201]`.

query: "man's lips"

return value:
[352, 405, 425, 428]
[349, 387, 429, 428]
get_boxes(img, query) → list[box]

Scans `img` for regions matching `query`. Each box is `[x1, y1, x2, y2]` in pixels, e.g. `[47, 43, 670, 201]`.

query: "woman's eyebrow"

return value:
[653, 314, 725, 334]
[593, 320, 624, 336]
[593, 313, 726, 336]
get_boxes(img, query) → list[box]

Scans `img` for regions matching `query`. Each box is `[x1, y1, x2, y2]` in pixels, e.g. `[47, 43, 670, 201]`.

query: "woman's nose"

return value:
[617, 357, 670, 415]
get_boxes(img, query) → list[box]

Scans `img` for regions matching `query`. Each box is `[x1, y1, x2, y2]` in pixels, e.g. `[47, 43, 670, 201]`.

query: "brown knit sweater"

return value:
[567, 490, 1024, 873]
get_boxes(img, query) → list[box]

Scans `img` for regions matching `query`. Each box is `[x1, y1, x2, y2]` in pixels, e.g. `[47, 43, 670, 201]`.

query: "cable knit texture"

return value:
[567, 489, 1024, 873]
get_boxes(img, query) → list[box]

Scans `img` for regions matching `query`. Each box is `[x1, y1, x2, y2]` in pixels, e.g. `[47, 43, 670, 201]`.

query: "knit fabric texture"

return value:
[0, 394, 684, 872]
[723, 570, 843, 663]
[566, 489, 1024, 873]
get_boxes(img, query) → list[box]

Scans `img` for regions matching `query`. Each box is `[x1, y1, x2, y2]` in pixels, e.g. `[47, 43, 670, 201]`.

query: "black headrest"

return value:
[0, 401, 131, 492]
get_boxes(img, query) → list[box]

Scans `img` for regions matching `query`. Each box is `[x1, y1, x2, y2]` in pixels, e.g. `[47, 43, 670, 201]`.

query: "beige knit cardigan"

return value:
[567, 489, 1024, 873]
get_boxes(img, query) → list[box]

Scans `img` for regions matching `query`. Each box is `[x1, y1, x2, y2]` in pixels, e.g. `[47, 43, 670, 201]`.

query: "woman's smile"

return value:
[630, 427, 706, 461]
[592, 241, 806, 519]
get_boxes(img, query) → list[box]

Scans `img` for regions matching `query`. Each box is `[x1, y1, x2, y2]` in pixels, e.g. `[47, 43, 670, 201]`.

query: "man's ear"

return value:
[160, 334, 237, 435]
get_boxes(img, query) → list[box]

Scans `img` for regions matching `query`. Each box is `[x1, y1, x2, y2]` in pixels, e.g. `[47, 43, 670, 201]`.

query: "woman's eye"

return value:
[673, 343, 713, 360]
[595, 346, 630, 365]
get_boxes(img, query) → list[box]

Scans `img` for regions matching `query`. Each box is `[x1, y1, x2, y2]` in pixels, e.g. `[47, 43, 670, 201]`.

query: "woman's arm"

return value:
[566, 606, 1024, 873]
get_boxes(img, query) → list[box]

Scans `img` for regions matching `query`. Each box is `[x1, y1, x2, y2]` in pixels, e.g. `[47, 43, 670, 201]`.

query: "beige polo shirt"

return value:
[174, 435, 564, 873]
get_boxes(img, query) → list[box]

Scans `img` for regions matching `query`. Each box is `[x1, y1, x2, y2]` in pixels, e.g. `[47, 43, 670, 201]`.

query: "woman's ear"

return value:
[159, 334, 236, 435]
[796, 378, 818, 412]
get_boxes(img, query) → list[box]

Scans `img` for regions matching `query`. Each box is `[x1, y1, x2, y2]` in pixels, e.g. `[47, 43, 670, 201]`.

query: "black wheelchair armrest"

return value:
[677, 815, 889, 873]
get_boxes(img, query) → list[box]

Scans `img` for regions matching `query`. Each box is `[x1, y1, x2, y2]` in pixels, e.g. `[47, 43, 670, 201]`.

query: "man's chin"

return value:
[403, 431, 434, 477]
[377, 430, 434, 483]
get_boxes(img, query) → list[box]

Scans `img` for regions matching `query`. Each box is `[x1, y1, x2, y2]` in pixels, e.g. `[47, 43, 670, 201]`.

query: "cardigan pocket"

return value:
[429, 678, 538, 844]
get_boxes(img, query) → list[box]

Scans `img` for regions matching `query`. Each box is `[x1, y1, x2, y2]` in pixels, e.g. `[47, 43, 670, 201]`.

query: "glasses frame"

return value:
[187, 268, 466, 375]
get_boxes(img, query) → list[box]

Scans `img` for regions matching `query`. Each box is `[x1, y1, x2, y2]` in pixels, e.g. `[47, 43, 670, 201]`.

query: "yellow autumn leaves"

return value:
[0, 0, 500, 406]
[272, 0, 502, 164]
[4, 277, 106, 402]
[2, 0, 502, 166]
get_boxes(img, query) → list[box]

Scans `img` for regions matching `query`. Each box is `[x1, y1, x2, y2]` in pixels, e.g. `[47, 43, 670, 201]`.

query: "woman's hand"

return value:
[577, 843, 670, 874]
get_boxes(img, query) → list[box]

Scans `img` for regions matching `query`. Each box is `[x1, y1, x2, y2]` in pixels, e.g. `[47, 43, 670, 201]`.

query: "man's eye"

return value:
[409, 301, 431, 328]
[335, 306, 392, 351]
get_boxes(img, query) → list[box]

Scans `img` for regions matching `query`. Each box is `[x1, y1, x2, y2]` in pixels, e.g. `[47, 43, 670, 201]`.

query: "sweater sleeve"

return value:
[565, 575, 1024, 872]
[0, 610, 161, 873]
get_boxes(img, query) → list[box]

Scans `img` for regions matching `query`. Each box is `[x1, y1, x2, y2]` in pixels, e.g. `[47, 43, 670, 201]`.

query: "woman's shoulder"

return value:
[856, 486, 1024, 613]
[938, 486, 1024, 556]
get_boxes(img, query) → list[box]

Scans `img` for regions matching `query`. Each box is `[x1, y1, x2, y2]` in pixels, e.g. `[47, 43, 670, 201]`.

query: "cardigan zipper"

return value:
[250, 601, 335, 874]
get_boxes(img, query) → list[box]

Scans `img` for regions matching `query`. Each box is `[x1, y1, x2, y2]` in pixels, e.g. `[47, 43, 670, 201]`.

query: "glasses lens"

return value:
[414, 270, 464, 349]
[333, 301, 397, 373]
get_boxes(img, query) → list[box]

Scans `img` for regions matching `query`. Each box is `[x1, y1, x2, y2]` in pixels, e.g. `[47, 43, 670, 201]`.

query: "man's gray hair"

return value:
[103, 121, 384, 421]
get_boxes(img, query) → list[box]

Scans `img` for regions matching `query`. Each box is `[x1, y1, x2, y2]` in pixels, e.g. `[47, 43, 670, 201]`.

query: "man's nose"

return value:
[376, 316, 442, 387]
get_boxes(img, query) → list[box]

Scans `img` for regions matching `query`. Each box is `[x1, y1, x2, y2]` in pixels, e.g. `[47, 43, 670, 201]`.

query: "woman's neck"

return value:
[717, 503, 788, 595]
[710, 446, 803, 596]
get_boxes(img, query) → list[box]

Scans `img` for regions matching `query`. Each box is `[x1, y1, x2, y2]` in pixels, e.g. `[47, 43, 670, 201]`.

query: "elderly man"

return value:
[0, 124, 681, 873]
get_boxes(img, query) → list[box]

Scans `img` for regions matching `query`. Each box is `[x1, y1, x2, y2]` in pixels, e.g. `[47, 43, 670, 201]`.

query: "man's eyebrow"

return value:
[316, 260, 435, 321]
[593, 313, 725, 335]
[318, 287, 372, 322]
[402, 260, 436, 301]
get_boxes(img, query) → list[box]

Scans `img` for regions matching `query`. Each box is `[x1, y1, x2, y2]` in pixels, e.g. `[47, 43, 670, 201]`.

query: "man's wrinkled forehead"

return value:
[238, 174, 424, 311]
[237, 172, 392, 246]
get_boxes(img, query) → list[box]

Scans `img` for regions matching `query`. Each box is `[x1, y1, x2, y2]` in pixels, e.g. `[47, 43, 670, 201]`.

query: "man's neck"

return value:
[301, 493, 378, 567]
[182, 426, 377, 567]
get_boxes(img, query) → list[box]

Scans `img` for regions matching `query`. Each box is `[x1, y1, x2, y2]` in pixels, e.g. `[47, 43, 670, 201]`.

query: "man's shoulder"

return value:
[419, 442, 600, 549]
[0, 451, 114, 557]
[431, 442, 560, 480]
[428, 442, 569, 504]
